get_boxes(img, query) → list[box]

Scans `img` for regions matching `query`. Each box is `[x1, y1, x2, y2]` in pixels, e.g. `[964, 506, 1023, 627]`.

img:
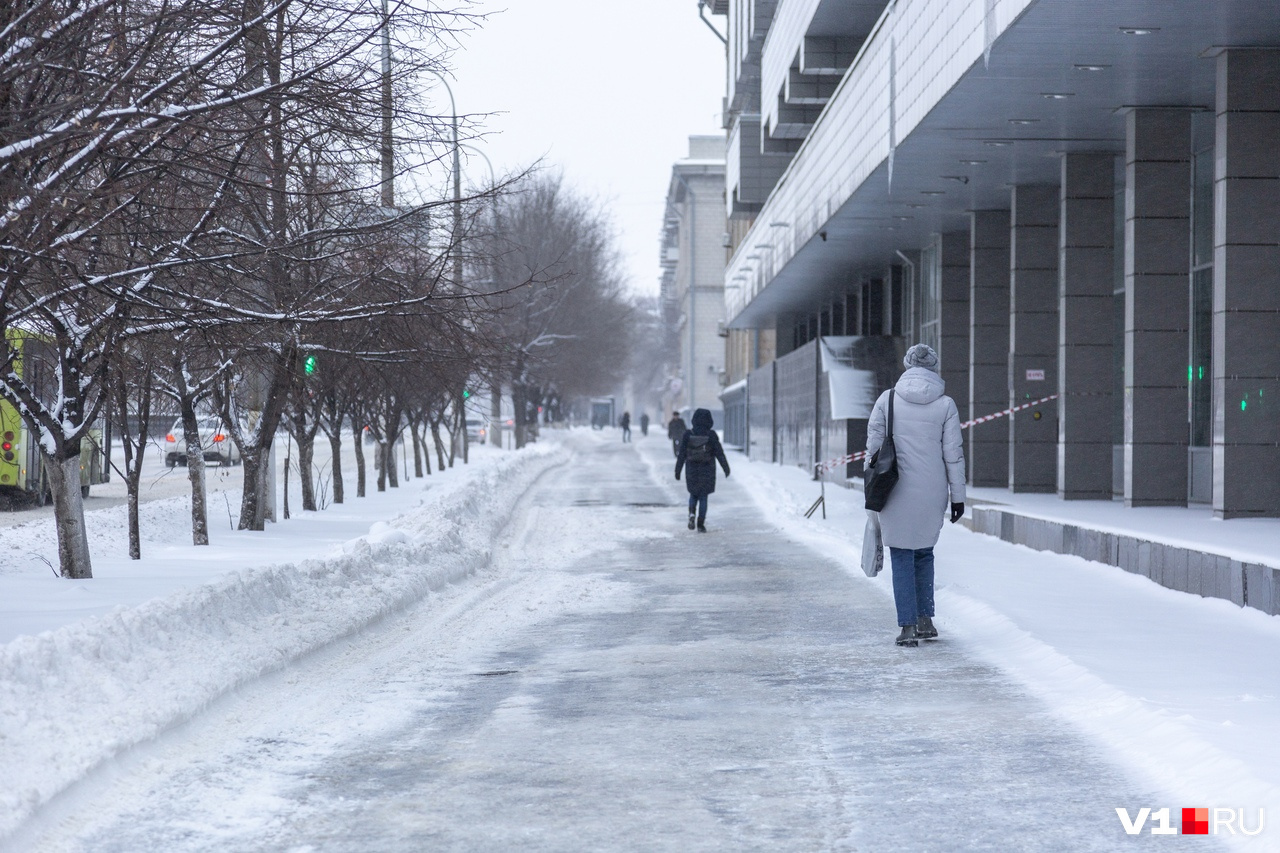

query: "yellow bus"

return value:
[0, 330, 104, 505]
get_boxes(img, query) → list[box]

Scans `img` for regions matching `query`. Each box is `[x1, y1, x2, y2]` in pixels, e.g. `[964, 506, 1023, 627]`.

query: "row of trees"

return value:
[0, 0, 634, 579]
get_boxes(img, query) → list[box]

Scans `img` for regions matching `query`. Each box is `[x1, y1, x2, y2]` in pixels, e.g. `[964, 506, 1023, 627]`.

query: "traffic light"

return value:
[462, 388, 471, 399]
[303, 354, 317, 375]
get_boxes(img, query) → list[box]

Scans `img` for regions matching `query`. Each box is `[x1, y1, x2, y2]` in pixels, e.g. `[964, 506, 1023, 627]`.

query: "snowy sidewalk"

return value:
[4, 430, 1276, 849]
[9, 431, 1205, 851]
[731, 447, 1280, 846]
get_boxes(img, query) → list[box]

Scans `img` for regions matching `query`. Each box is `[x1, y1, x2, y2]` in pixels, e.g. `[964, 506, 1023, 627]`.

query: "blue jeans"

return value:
[688, 494, 708, 519]
[890, 547, 935, 627]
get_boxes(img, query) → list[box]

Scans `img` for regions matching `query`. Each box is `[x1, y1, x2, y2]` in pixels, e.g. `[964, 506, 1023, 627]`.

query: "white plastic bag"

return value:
[861, 512, 884, 577]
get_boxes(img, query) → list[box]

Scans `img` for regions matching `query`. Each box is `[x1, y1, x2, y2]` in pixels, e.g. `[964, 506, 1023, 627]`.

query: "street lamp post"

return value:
[425, 70, 469, 463]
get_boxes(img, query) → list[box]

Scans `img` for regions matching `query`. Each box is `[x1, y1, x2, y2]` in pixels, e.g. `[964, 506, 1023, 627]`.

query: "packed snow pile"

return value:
[0, 440, 568, 840]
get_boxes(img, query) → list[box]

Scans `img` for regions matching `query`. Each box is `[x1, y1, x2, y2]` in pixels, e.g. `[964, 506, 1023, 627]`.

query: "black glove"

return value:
[723, 467, 731, 478]
[950, 502, 964, 523]
[674, 469, 681, 481]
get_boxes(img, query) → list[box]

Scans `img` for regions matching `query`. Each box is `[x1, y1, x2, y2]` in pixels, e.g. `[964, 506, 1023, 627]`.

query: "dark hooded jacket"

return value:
[675, 408, 730, 496]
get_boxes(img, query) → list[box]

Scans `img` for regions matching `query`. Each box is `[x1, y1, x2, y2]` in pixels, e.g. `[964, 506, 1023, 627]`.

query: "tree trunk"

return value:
[513, 381, 527, 450]
[115, 369, 153, 560]
[180, 400, 209, 546]
[297, 432, 316, 511]
[411, 426, 423, 477]
[238, 357, 291, 530]
[418, 422, 431, 475]
[376, 441, 387, 492]
[126, 475, 142, 560]
[431, 421, 447, 471]
[328, 432, 344, 503]
[352, 420, 366, 497]
[490, 386, 502, 451]
[238, 448, 263, 530]
[46, 453, 92, 579]
[388, 432, 399, 488]
[282, 440, 291, 520]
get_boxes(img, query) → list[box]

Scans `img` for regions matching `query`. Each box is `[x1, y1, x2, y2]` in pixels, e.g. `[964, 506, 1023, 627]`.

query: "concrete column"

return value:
[1058, 153, 1116, 499]
[968, 210, 1010, 487]
[1213, 49, 1280, 518]
[939, 231, 970, 417]
[1009, 185, 1059, 493]
[1124, 109, 1190, 506]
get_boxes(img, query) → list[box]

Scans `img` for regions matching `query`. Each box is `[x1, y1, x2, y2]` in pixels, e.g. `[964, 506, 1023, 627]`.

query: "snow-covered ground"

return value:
[730, 456, 1280, 845]
[0, 432, 465, 642]
[0, 435, 567, 841]
[2, 427, 1277, 848]
[965, 485, 1280, 571]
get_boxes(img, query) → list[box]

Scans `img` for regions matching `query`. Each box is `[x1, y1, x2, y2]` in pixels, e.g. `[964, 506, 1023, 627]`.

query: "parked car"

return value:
[466, 417, 488, 444]
[164, 417, 241, 467]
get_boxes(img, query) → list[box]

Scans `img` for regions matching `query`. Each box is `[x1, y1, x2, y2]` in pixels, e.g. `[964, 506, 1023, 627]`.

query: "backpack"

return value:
[685, 434, 712, 464]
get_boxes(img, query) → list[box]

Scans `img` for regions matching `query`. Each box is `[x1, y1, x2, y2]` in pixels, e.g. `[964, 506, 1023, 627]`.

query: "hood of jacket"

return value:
[691, 408, 714, 432]
[894, 367, 946, 405]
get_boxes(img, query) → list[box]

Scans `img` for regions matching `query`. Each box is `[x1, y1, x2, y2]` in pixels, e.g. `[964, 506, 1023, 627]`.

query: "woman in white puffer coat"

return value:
[866, 343, 966, 647]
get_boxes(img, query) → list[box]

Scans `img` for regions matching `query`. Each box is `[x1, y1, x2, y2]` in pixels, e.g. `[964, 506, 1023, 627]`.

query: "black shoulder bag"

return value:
[864, 390, 899, 512]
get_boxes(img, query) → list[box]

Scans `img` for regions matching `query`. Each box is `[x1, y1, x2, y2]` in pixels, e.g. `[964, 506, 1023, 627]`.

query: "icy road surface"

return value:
[23, 436, 1183, 851]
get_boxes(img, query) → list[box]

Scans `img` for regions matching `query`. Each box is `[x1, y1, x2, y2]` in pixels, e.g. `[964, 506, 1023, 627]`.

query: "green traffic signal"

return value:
[304, 355, 318, 375]
[462, 388, 471, 399]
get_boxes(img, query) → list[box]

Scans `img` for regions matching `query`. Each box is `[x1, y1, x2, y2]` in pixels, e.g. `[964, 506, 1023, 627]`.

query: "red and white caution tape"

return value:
[959, 393, 1059, 429]
[813, 393, 1061, 473]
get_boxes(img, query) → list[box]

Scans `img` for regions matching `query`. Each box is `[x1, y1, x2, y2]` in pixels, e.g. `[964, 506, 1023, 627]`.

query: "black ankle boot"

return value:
[916, 615, 937, 640]
[895, 625, 919, 647]
[688, 512, 696, 530]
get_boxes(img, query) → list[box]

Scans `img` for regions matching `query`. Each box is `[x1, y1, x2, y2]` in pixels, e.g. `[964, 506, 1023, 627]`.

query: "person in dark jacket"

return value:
[619, 411, 632, 443]
[639, 412, 650, 436]
[675, 408, 730, 532]
[667, 411, 687, 457]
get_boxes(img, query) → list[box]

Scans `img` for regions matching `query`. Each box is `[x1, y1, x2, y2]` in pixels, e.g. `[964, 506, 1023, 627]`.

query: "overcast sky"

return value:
[445, 0, 727, 297]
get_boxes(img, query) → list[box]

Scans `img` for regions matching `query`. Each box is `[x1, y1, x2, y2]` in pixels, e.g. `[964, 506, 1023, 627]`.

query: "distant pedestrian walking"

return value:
[675, 408, 730, 533]
[667, 411, 687, 457]
[620, 411, 631, 443]
[865, 343, 966, 647]
[639, 412, 650, 436]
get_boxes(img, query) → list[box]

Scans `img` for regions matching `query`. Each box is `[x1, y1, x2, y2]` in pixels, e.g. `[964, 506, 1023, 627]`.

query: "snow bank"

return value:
[0, 441, 568, 841]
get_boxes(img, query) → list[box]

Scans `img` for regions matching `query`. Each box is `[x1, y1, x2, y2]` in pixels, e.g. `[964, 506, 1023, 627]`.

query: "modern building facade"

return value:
[661, 136, 729, 426]
[711, 0, 1280, 520]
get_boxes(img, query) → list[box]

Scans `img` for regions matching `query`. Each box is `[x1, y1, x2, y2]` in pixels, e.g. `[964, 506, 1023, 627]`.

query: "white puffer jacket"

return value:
[866, 367, 966, 549]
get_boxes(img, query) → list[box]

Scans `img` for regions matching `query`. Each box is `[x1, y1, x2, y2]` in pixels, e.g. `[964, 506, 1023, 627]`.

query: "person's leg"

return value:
[696, 494, 708, 530]
[913, 548, 938, 639]
[889, 547, 919, 627]
[687, 495, 697, 529]
[914, 548, 935, 617]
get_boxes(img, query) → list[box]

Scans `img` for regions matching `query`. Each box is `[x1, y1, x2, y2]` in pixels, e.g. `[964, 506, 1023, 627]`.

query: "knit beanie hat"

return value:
[903, 343, 940, 373]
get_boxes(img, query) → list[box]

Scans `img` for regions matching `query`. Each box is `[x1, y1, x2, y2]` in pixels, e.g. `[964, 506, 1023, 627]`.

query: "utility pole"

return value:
[380, 0, 393, 208]
[448, 88, 466, 462]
